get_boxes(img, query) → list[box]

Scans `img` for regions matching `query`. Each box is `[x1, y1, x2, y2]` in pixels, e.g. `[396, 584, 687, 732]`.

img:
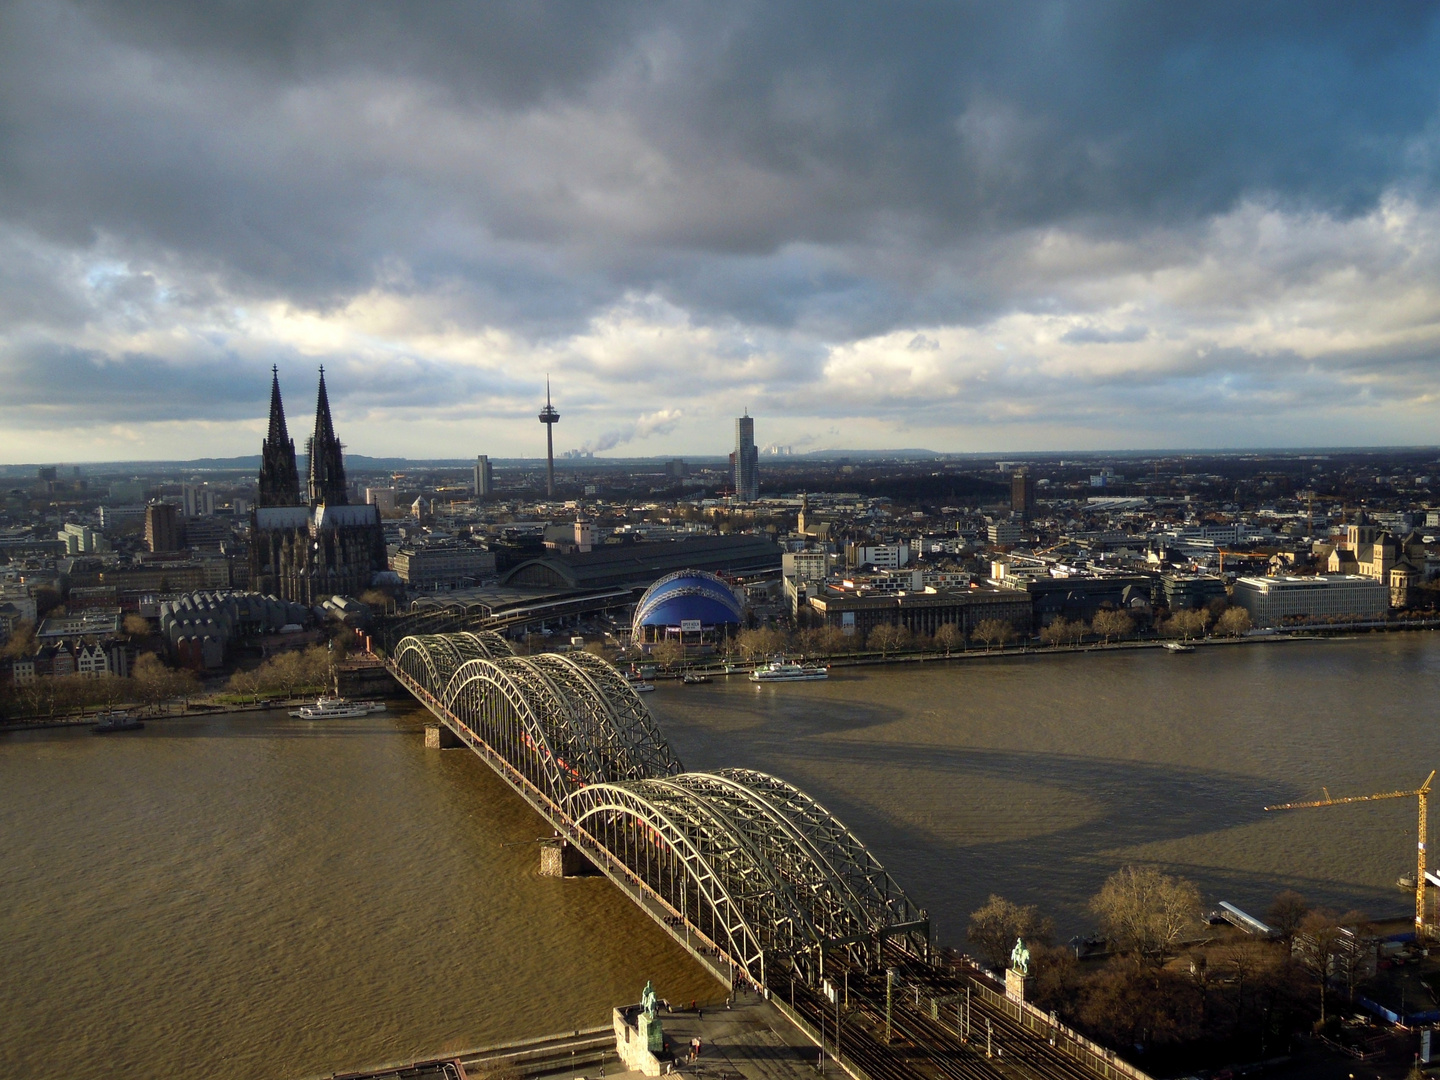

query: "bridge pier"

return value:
[424, 724, 463, 749]
[539, 838, 596, 877]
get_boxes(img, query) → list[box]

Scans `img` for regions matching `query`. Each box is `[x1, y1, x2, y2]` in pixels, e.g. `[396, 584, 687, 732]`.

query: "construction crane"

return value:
[1265, 770, 1435, 939]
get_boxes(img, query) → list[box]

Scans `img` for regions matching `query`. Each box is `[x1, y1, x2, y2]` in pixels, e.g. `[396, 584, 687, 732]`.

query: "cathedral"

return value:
[249, 367, 387, 605]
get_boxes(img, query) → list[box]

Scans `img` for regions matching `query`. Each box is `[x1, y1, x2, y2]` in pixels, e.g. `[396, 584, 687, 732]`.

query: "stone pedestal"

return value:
[614, 1006, 666, 1077]
[639, 1011, 665, 1053]
[1005, 967, 1035, 1004]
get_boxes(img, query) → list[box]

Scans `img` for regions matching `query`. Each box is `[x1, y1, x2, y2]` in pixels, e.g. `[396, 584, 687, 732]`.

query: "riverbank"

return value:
[0, 694, 408, 731]
[658, 617, 1440, 679]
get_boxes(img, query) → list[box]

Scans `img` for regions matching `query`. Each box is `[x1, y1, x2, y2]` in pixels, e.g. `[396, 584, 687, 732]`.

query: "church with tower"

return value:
[249, 367, 387, 605]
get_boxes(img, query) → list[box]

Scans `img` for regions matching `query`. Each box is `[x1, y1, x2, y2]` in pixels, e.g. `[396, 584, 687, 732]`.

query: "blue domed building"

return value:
[632, 570, 745, 649]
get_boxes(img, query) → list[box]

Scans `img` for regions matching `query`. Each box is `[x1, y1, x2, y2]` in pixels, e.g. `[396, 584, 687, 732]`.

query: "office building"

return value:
[366, 487, 397, 513]
[474, 455, 494, 499]
[145, 502, 180, 552]
[1231, 574, 1387, 627]
[57, 522, 110, 555]
[807, 584, 1031, 640]
[733, 413, 759, 502]
[665, 459, 686, 479]
[182, 484, 215, 518]
[1162, 574, 1228, 611]
[391, 545, 498, 589]
[1011, 469, 1036, 520]
[987, 520, 1023, 547]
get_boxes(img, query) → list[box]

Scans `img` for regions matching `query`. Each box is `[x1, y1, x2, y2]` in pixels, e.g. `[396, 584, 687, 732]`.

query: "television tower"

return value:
[538, 377, 560, 498]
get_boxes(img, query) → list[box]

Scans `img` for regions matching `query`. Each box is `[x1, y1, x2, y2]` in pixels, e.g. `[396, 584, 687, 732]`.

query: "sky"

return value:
[7, 2, 1440, 462]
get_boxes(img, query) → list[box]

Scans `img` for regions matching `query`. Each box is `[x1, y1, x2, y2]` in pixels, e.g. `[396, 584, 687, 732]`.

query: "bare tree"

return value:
[931, 622, 962, 656]
[1216, 606, 1252, 637]
[1040, 619, 1069, 648]
[1267, 890, 1308, 944]
[973, 619, 1015, 652]
[650, 639, 685, 667]
[1092, 609, 1135, 644]
[967, 894, 1055, 970]
[1090, 865, 1202, 962]
[1296, 909, 1346, 1029]
[867, 623, 911, 658]
[1165, 610, 1206, 641]
[228, 666, 265, 704]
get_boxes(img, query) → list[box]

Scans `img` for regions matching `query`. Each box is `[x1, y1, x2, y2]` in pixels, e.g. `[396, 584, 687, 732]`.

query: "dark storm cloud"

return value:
[4, 1, 1440, 333]
[6, 1, 1440, 454]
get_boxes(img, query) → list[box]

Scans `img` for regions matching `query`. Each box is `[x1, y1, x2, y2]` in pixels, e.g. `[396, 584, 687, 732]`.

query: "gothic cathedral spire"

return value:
[257, 365, 301, 506]
[307, 366, 348, 506]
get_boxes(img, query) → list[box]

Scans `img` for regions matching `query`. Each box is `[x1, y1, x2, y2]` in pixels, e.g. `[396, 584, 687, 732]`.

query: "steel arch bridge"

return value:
[387, 632, 928, 989]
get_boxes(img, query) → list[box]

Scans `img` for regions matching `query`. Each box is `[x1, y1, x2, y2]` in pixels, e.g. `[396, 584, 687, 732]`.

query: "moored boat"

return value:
[290, 697, 388, 719]
[681, 673, 711, 685]
[749, 660, 828, 683]
[1163, 642, 1196, 653]
[92, 712, 144, 733]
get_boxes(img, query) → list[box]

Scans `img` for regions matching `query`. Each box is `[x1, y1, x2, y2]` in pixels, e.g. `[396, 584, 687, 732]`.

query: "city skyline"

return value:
[8, 5, 1440, 462]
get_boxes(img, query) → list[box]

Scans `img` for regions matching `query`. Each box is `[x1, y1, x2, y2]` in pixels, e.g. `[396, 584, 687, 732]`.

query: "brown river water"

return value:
[4, 634, 1440, 1077]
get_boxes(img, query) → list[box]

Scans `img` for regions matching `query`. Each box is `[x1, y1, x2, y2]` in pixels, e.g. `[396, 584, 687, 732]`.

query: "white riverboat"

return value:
[290, 697, 388, 719]
[749, 660, 828, 683]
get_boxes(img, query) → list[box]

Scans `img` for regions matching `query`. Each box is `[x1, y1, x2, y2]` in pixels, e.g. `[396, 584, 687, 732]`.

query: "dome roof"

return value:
[633, 570, 744, 633]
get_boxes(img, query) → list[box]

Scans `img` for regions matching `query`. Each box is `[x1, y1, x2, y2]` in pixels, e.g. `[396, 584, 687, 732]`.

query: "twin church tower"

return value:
[249, 368, 385, 604]
[258, 366, 348, 508]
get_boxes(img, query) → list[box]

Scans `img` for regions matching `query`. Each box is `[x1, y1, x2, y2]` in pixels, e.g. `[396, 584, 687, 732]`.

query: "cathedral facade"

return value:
[249, 368, 386, 605]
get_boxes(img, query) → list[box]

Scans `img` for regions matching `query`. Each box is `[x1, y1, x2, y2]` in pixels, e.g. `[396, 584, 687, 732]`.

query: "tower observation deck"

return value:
[538, 378, 560, 498]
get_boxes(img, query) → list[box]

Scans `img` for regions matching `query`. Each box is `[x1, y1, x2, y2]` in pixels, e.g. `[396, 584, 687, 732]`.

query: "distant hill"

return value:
[796, 448, 945, 460]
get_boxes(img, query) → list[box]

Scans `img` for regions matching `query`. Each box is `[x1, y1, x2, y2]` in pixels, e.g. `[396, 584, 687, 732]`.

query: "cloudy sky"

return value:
[6, 2, 1440, 462]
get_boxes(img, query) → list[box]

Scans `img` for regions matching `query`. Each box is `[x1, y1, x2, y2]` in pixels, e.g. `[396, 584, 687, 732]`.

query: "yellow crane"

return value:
[1265, 770, 1435, 939]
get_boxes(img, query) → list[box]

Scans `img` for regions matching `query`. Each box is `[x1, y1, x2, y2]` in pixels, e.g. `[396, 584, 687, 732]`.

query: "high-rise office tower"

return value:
[474, 455, 494, 499]
[1011, 468, 1036, 520]
[538, 379, 560, 498]
[144, 502, 180, 552]
[257, 366, 301, 507]
[307, 367, 348, 506]
[734, 412, 759, 502]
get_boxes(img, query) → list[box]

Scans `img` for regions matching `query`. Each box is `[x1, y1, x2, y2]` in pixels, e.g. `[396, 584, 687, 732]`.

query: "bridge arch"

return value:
[394, 634, 681, 804]
[566, 770, 925, 986]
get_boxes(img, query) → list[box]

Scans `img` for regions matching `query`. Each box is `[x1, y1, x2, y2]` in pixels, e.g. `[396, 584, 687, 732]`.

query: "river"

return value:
[3, 634, 1438, 1077]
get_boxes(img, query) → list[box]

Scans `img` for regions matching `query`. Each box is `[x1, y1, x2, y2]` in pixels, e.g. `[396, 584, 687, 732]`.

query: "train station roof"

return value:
[499, 534, 782, 591]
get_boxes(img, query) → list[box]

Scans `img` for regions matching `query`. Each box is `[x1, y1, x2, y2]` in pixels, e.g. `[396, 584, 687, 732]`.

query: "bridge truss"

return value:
[389, 632, 929, 989]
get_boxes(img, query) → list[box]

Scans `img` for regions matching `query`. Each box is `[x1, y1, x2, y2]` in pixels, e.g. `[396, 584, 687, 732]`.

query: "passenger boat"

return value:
[630, 682, 656, 693]
[1163, 642, 1196, 653]
[749, 660, 828, 683]
[92, 712, 144, 733]
[681, 673, 711, 685]
[289, 697, 388, 719]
